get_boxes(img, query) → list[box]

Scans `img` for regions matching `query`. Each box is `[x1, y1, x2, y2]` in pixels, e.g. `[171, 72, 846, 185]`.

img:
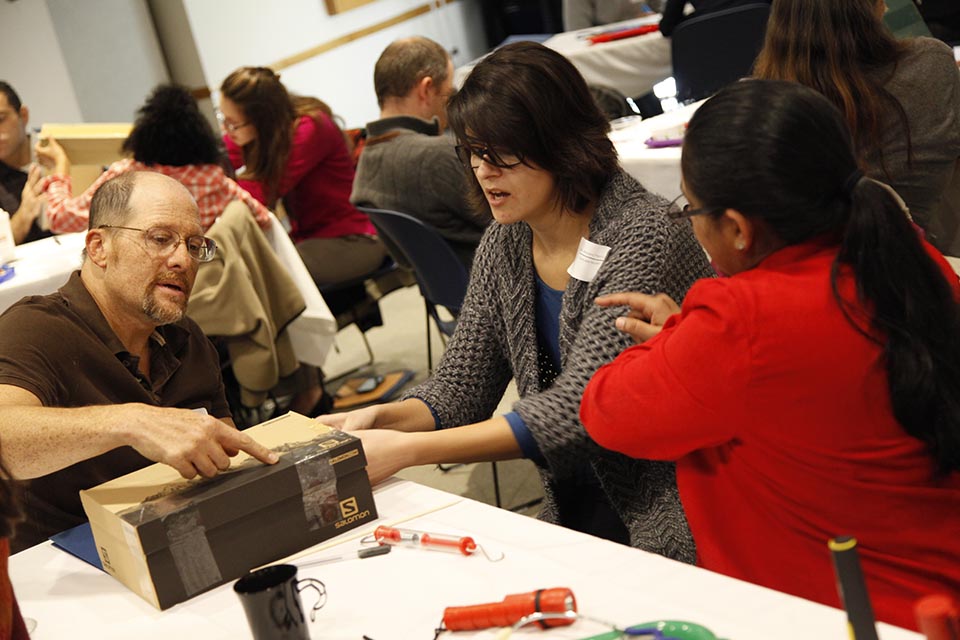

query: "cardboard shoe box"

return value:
[79, 412, 376, 610]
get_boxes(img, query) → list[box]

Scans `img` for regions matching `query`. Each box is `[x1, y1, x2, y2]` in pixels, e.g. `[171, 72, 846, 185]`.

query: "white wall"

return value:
[46, 0, 169, 122]
[0, 0, 168, 125]
[181, 0, 487, 128]
[0, 0, 83, 126]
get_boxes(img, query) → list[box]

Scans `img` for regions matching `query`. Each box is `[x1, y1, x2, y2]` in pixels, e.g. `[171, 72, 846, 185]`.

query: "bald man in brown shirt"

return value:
[0, 171, 278, 551]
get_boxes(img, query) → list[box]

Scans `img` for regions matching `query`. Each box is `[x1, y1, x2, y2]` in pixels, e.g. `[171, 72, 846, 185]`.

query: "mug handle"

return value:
[297, 578, 327, 622]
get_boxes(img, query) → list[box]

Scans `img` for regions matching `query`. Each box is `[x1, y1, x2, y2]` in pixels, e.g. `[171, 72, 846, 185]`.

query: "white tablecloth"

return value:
[543, 15, 672, 98]
[614, 100, 702, 199]
[0, 232, 85, 314]
[455, 16, 672, 99]
[10, 479, 922, 640]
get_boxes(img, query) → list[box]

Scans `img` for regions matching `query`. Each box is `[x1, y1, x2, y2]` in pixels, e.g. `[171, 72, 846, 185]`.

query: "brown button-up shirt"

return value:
[0, 271, 230, 551]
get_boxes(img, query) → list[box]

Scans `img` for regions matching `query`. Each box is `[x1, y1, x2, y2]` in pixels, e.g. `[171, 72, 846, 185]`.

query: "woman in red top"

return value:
[218, 67, 386, 288]
[581, 80, 960, 631]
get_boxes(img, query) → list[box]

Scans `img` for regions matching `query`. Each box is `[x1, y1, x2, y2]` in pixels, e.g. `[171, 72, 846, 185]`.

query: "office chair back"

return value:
[671, 3, 772, 103]
[359, 207, 469, 317]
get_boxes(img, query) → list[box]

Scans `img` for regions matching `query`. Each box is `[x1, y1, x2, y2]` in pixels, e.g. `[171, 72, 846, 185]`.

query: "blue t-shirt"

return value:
[504, 276, 563, 463]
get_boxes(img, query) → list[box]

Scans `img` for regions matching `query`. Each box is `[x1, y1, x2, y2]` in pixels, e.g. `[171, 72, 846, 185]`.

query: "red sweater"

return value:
[582, 238, 960, 631]
[226, 114, 374, 243]
[0, 539, 27, 640]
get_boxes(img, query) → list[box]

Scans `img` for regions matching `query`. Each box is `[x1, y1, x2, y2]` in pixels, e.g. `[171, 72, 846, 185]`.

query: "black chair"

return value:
[359, 207, 519, 510]
[671, 3, 772, 103]
[319, 255, 398, 376]
[358, 207, 468, 372]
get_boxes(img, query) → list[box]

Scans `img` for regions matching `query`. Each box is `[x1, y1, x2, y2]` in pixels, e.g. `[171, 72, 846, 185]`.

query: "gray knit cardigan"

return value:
[405, 169, 713, 562]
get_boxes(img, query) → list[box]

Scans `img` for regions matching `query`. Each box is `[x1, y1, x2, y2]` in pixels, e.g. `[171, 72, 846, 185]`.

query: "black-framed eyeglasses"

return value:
[98, 225, 218, 263]
[215, 109, 250, 134]
[666, 194, 723, 220]
[455, 143, 524, 171]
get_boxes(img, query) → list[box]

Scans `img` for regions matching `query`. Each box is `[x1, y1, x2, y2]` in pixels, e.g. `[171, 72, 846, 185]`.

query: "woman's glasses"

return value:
[455, 143, 524, 170]
[666, 194, 723, 220]
[215, 109, 251, 134]
[98, 225, 218, 263]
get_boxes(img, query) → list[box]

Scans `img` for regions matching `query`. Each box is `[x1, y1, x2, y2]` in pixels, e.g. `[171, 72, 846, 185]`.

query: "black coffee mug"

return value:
[234, 564, 326, 640]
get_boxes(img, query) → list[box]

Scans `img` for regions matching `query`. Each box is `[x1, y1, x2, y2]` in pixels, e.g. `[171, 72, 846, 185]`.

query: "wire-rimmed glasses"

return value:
[98, 225, 217, 263]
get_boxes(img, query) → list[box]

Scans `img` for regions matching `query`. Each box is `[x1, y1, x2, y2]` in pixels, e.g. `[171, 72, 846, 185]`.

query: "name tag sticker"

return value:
[567, 237, 611, 282]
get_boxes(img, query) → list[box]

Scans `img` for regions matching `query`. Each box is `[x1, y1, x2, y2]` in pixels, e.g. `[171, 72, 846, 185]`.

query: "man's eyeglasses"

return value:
[666, 194, 723, 220]
[215, 110, 250, 134]
[98, 225, 218, 263]
[455, 143, 524, 171]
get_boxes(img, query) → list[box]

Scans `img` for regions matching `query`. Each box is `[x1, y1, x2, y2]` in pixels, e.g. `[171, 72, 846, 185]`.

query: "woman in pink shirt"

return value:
[218, 67, 386, 288]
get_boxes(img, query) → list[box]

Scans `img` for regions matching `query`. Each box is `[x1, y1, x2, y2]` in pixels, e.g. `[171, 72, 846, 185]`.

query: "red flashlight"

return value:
[442, 587, 577, 631]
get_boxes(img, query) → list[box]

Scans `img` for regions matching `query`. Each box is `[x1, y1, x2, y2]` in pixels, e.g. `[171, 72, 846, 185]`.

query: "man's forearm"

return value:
[0, 404, 130, 479]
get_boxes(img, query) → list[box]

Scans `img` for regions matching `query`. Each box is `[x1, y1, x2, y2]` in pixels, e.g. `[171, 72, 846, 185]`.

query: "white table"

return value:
[544, 15, 672, 98]
[455, 16, 672, 99]
[0, 233, 85, 314]
[0, 214, 337, 367]
[11, 479, 922, 640]
[614, 101, 701, 199]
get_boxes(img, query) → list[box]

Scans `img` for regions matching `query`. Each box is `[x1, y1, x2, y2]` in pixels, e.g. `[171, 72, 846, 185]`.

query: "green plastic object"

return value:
[575, 619, 725, 640]
[632, 620, 721, 640]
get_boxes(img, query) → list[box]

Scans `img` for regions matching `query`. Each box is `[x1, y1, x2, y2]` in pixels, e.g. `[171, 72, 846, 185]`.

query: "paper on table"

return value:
[568, 237, 611, 282]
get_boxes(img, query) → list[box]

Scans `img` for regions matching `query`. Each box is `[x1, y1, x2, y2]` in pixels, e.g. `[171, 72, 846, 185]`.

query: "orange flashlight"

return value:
[442, 587, 577, 631]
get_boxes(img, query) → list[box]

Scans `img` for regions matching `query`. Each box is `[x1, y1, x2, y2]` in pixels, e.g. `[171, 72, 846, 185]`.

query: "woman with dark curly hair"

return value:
[36, 84, 271, 233]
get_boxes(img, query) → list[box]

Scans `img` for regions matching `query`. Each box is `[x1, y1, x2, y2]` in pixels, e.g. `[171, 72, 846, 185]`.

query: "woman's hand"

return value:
[35, 137, 69, 176]
[353, 429, 418, 485]
[315, 404, 381, 432]
[596, 291, 680, 343]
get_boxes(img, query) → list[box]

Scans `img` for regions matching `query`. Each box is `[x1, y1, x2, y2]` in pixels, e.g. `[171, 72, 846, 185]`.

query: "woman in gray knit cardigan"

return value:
[320, 42, 713, 560]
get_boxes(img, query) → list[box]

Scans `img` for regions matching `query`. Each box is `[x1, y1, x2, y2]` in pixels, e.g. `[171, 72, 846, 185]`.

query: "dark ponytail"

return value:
[836, 177, 960, 475]
[684, 79, 960, 475]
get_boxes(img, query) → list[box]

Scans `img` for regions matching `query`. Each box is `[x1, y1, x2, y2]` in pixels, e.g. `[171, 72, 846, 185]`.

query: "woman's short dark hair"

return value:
[685, 79, 960, 475]
[121, 84, 221, 166]
[447, 42, 618, 215]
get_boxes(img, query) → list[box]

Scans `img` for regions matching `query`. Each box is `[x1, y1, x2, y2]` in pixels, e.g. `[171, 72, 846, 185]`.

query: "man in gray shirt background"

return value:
[350, 37, 490, 269]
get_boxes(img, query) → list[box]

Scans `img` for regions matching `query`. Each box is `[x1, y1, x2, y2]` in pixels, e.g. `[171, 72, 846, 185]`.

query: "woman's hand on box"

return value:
[352, 429, 418, 485]
[315, 405, 380, 432]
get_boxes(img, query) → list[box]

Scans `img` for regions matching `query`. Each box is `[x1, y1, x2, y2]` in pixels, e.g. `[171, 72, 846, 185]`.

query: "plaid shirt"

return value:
[42, 159, 272, 233]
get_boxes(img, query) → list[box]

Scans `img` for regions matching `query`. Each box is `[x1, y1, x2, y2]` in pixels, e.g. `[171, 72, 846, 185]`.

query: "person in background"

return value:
[582, 80, 960, 631]
[320, 42, 713, 558]
[563, 0, 658, 31]
[0, 81, 48, 245]
[658, 0, 771, 37]
[219, 67, 386, 290]
[351, 36, 490, 270]
[753, 0, 960, 255]
[0, 172, 277, 551]
[35, 84, 270, 234]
